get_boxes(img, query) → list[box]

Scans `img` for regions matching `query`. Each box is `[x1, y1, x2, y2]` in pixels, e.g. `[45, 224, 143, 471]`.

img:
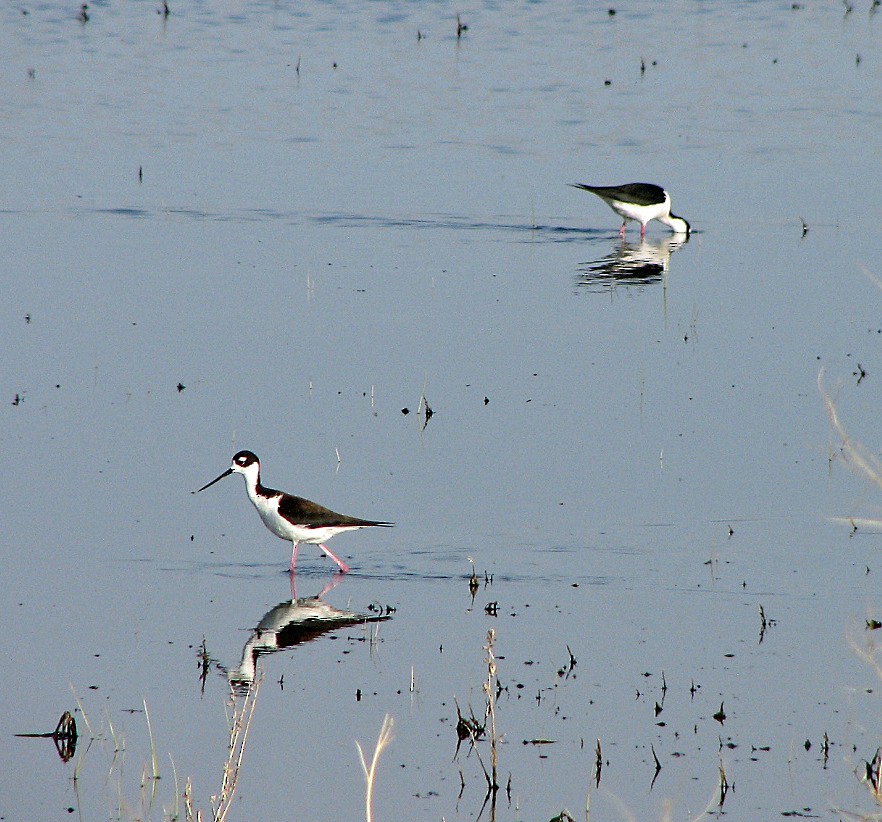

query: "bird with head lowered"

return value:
[571, 182, 690, 238]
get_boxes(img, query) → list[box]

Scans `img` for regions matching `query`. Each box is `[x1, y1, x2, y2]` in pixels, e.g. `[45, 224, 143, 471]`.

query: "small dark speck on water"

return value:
[608, 7, 616, 15]
[78, 3, 89, 23]
[25, 313, 31, 323]
[401, 407, 410, 415]
[332, 62, 338, 69]
[604, 79, 612, 86]
[138, 166, 143, 183]
[484, 396, 489, 405]
[176, 382, 185, 392]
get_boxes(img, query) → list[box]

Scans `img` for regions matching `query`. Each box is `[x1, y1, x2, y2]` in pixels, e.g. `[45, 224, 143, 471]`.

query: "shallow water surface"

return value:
[3, 1, 882, 820]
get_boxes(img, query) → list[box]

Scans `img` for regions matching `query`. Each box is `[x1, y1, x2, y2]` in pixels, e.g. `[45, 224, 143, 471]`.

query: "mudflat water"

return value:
[3, 1, 882, 820]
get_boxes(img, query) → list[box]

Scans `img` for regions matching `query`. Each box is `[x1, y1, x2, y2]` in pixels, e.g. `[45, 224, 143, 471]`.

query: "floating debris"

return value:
[718, 760, 730, 807]
[15, 711, 78, 762]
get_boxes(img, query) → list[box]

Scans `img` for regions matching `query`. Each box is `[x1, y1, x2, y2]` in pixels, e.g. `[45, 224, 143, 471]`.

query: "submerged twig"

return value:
[820, 369, 882, 492]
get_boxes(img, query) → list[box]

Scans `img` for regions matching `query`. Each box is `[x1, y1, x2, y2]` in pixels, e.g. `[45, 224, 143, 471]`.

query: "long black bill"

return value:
[196, 467, 233, 493]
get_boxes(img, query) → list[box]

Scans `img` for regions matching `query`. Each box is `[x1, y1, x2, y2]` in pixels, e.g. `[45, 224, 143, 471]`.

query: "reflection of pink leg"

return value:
[289, 569, 298, 601]
[319, 543, 350, 573]
[316, 572, 346, 599]
[619, 223, 626, 238]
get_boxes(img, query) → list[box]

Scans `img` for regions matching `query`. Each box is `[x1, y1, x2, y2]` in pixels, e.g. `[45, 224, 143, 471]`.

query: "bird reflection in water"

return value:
[575, 235, 688, 293]
[224, 574, 393, 690]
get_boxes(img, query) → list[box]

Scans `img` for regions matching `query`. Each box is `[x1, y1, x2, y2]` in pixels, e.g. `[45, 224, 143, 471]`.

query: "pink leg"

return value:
[640, 223, 647, 238]
[318, 543, 351, 573]
[619, 223, 626, 238]
[290, 541, 299, 574]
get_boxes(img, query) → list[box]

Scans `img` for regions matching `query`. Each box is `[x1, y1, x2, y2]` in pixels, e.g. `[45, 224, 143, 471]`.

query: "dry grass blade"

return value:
[210, 675, 262, 822]
[356, 714, 395, 822]
[484, 629, 499, 794]
[143, 699, 160, 781]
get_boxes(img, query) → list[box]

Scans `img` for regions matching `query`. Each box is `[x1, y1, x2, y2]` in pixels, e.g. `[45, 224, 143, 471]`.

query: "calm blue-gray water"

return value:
[2, 1, 882, 819]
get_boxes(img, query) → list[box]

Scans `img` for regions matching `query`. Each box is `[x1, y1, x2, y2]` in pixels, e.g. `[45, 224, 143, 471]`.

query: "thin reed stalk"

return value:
[356, 714, 395, 822]
[210, 676, 262, 822]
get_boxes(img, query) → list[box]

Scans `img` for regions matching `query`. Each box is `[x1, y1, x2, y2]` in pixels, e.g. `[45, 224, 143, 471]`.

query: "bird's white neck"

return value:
[238, 462, 263, 502]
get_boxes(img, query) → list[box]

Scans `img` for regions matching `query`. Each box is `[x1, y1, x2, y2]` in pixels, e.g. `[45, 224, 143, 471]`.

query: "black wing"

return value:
[276, 491, 393, 529]
[571, 183, 666, 207]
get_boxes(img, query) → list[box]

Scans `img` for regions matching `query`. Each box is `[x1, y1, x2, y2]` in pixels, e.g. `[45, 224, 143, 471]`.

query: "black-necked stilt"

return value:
[571, 182, 690, 238]
[196, 450, 392, 574]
